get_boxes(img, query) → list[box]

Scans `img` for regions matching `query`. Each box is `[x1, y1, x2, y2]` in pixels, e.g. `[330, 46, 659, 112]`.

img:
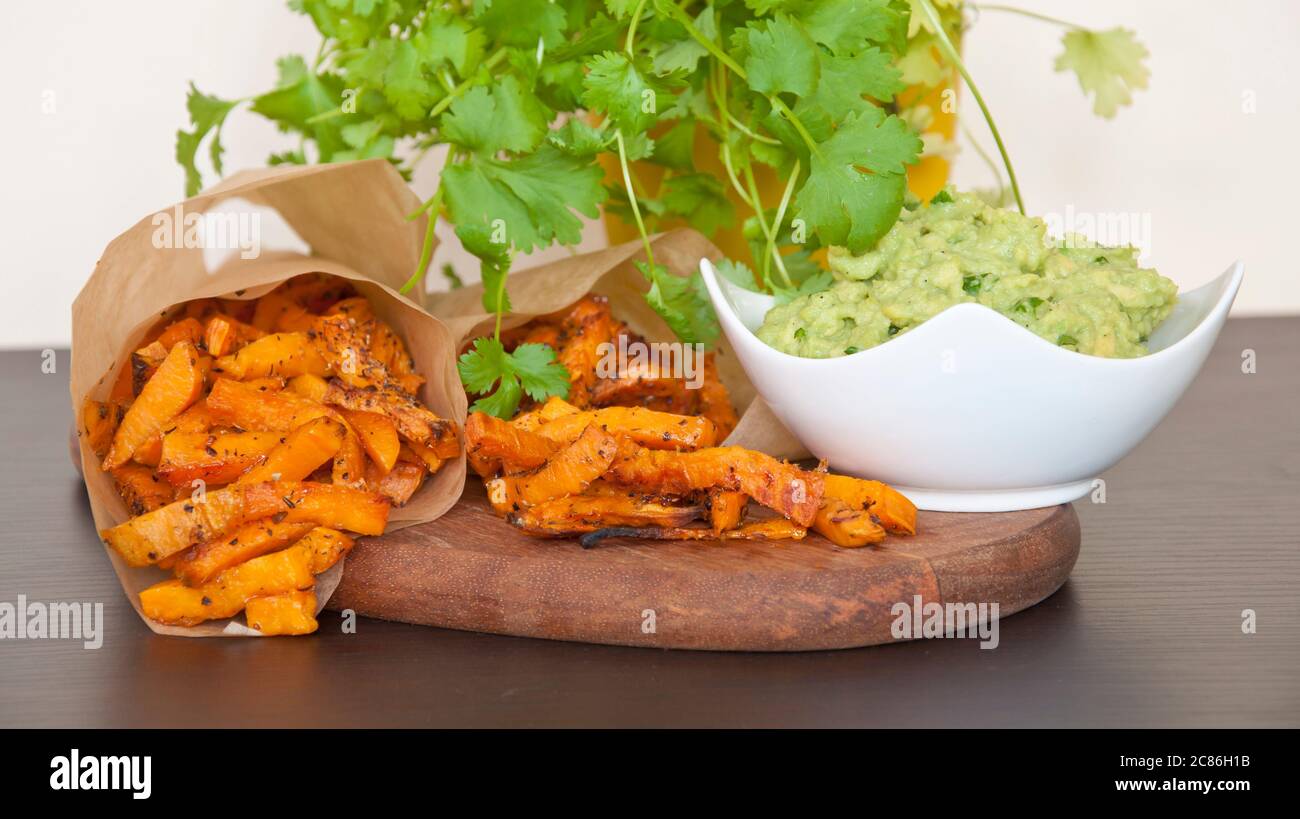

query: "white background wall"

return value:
[1, 0, 1296, 348]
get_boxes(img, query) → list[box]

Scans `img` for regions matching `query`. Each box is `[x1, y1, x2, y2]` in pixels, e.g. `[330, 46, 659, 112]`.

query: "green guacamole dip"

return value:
[757, 191, 1177, 358]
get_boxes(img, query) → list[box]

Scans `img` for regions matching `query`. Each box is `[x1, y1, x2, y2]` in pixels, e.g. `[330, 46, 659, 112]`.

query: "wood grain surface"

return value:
[329, 483, 1080, 650]
[1, 317, 1297, 727]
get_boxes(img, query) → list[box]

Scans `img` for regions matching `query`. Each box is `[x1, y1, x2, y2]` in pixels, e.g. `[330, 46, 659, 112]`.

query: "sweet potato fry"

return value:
[139, 545, 315, 626]
[203, 313, 264, 357]
[130, 341, 168, 396]
[207, 378, 337, 432]
[708, 490, 747, 533]
[153, 317, 206, 350]
[822, 474, 917, 535]
[533, 405, 716, 452]
[103, 341, 205, 470]
[491, 424, 618, 509]
[245, 589, 318, 635]
[578, 517, 808, 549]
[214, 332, 328, 380]
[111, 463, 175, 516]
[326, 296, 374, 323]
[605, 445, 823, 526]
[101, 482, 278, 566]
[251, 291, 309, 333]
[156, 430, 280, 486]
[401, 439, 446, 475]
[295, 526, 355, 574]
[813, 496, 888, 547]
[367, 460, 425, 506]
[81, 399, 119, 458]
[331, 428, 368, 488]
[172, 519, 316, 586]
[695, 353, 738, 440]
[270, 481, 390, 535]
[310, 314, 398, 390]
[238, 416, 345, 485]
[507, 495, 703, 536]
[555, 296, 616, 408]
[286, 373, 330, 402]
[465, 411, 559, 473]
[342, 409, 400, 474]
[131, 432, 164, 467]
[323, 378, 455, 450]
[276, 273, 354, 312]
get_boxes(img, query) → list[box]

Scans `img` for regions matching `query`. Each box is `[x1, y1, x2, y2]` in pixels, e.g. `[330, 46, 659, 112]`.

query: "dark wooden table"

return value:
[2, 318, 1296, 728]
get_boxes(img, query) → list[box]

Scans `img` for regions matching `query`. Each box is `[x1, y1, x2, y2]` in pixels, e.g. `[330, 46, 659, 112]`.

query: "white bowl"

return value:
[700, 258, 1244, 511]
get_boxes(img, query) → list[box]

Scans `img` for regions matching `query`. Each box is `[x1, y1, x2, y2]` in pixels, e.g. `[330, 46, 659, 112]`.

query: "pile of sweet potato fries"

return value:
[465, 296, 917, 548]
[80, 274, 459, 634]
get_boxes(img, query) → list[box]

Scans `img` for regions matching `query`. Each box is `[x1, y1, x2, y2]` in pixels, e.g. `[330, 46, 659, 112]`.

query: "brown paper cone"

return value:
[70, 160, 466, 637]
[428, 227, 806, 459]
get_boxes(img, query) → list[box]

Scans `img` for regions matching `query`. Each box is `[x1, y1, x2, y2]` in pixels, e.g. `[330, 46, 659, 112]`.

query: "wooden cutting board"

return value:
[327, 482, 1080, 651]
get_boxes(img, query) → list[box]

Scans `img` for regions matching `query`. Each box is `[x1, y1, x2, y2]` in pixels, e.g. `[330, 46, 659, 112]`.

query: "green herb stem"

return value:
[975, 4, 1086, 31]
[625, 0, 650, 55]
[614, 129, 656, 268]
[427, 47, 509, 121]
[915, 0, 1025, 214]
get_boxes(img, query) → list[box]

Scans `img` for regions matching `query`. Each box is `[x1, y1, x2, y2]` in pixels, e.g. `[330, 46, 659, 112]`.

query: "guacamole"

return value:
[757, 191, 1178, 358]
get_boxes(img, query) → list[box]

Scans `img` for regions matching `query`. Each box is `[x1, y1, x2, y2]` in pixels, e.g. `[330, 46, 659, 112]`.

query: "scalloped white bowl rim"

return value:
[700, 257, 1245, 512]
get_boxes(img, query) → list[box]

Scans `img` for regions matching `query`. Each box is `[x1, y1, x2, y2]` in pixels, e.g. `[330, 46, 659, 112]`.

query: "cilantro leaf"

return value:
[457, 337, 570, 419]
[472, 0, 568, 48]
[442, 76, 551, 155]
[794, 108, 922, 252]
[455, 223, 512, 314]
[660, 174, 735, 237]
[383, 39, 436, 120]
[715, 259, 761, 292]
[547, 119, 612, 157]
[1055, 27, 1150, 118]
[582, 51, 683, 134]
[735, 15, 820, 98]
[804, 0, 907, 56]
[176, 83, 240, 196]
[511, 342, 572, 401]
[442, 145, 606, 253]
[638, 261, 719, 346]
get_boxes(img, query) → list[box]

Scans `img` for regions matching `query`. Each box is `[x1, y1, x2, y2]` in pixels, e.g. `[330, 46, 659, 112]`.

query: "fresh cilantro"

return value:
[177, 0, 1149, 350]
[931, 189, 954, 204]
[582, 51, 683, 134]
[639, 261, 719, 346]
[660, 174, 735, 238]
[794, 108, 922, 252]
[715, 259, 761, 291]
[735, 15, 820, 98]
[458, 337, 570, 419]
[962, 273, 981, 295]
[176, 84, 241, 196]
[1055, 27, 1150, 118]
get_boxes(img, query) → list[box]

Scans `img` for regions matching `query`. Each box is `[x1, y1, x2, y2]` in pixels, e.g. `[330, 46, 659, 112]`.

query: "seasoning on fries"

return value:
[79, 274, 460, 635]
[464, 296, 916, 548]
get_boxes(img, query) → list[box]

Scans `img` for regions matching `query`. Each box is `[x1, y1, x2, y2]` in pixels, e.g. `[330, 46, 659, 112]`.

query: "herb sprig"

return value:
[176, 1, 1150, 415]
